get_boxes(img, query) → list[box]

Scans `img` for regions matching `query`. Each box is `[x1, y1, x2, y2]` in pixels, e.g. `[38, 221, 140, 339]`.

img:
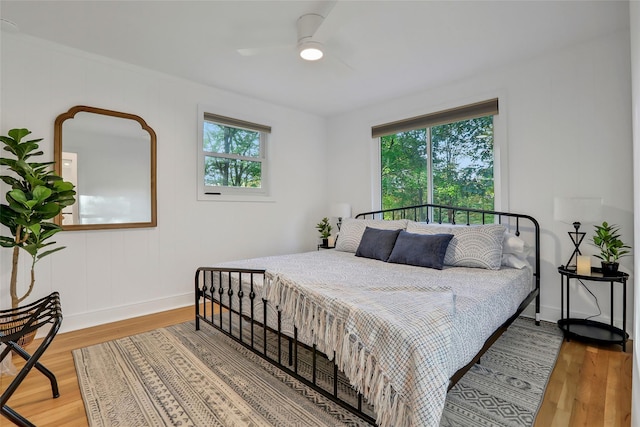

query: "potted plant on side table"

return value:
[590, 221, 631, 276]
[0, 128, 76, 313]
[315, 217, 332, 247]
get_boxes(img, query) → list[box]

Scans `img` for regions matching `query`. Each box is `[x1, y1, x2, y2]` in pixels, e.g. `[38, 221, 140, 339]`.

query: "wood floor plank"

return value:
[1, 308, 632, 426]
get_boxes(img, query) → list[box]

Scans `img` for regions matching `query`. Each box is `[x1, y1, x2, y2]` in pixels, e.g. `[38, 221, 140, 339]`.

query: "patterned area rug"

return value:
[441, 318, 563, 426]
[73, 317, 562, 427]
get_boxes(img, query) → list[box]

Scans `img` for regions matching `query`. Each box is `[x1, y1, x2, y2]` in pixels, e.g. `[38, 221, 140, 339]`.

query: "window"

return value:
[373, 99, 498, 220]
[198, 110, 271, 198]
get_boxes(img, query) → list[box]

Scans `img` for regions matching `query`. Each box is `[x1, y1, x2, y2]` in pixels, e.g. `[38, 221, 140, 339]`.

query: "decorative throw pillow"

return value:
[444, 224, 506, 270]
[355, 227, 402, 262]
[405, 221, 453, 235]
[335, 218, 408, 253]
[387, 231, 454, 269]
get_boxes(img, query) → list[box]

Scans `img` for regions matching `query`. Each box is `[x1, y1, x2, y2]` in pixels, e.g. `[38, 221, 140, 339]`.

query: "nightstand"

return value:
[557, 266, 629, 351]
[317, 244, 335, 251]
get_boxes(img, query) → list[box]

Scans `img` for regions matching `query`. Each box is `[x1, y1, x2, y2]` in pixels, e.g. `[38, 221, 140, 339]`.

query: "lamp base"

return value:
[565, 222, 585, 269]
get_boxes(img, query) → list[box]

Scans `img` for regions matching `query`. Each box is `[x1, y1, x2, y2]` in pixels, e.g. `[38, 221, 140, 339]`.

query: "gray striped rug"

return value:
[73, 317, 562, 427]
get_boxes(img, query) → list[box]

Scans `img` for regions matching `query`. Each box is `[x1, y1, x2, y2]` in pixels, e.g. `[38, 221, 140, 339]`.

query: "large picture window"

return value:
[373, 99, 498, 220]
[198, 110, 271, 198]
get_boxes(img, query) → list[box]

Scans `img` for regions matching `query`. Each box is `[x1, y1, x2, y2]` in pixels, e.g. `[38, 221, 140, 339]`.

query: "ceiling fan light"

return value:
[299, 41, 324, 61]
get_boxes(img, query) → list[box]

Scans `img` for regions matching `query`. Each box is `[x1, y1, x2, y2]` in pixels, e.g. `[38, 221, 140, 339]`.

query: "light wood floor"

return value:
[0, 306, 632, 426]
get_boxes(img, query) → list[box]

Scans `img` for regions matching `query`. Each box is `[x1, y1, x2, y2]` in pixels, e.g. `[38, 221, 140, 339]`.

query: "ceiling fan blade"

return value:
[237, 44, 292, 57]
[330, 53, 354, 72]
[311, 0, 353, 43]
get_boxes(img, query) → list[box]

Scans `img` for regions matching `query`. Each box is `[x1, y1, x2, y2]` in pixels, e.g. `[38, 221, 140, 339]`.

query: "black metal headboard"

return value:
[355, 203, 541, 322]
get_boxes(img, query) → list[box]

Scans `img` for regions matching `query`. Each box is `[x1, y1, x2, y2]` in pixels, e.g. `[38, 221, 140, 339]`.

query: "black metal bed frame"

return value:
[195, 203, 541, 425]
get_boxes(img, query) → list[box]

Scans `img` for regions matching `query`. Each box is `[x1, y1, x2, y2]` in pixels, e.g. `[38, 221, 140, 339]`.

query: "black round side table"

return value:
[557, 266, 629, 351]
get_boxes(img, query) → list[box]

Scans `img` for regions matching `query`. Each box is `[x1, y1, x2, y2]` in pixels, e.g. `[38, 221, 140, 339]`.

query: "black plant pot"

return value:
[322, 238, 329, 247]
[601, 261, 620, 276]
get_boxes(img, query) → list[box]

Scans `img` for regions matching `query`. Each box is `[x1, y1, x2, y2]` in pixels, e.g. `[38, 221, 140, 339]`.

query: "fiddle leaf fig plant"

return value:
[590, 221, 631, 264]
[0, 128, 76, 308]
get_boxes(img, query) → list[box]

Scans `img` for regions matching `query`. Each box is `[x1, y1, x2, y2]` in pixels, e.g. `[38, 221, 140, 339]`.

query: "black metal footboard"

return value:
[195, 267, 377, 425]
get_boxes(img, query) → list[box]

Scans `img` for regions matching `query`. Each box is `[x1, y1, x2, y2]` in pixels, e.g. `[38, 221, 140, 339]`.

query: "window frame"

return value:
[370, 96, 509, 212]
[197, 106, 272, 201]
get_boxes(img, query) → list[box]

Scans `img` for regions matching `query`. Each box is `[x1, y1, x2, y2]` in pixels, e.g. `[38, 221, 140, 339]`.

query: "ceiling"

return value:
[0, 1, 630, 117]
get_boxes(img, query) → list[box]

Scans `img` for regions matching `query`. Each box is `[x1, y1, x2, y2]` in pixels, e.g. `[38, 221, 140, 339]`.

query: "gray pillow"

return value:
[355, 227, 401, 262]
[388, 231, 454, 269]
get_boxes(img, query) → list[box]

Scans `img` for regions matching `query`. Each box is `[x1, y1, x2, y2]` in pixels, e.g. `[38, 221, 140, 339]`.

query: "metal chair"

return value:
[0, 292, 62, 427]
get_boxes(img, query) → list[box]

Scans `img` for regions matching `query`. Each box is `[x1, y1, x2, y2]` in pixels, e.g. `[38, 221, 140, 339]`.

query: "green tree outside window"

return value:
[381, 116, 494, 222]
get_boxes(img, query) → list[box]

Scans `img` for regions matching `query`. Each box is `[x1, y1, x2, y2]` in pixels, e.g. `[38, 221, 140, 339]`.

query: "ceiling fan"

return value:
[236, 3, 352, 69]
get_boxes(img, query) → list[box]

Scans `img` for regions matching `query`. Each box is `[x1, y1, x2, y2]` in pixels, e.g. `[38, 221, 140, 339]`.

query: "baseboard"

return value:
[56, 292, 193, 334]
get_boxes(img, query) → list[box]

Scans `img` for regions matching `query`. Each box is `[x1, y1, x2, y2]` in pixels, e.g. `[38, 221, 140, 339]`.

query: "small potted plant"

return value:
[590, 221, 631, 276]
[315, 217, 332, 247]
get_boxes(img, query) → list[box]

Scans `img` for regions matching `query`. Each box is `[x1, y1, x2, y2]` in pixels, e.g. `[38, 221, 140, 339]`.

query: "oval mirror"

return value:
[54, 105, 157, 230]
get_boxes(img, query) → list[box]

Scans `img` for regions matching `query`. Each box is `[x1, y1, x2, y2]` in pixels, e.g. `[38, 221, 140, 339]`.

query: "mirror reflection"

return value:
[54, 106, 157, 230]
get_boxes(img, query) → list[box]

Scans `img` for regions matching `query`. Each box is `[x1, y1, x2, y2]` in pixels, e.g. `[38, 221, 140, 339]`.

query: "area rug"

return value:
[73, 317, 562, 427]
[440, 318, 563, 427]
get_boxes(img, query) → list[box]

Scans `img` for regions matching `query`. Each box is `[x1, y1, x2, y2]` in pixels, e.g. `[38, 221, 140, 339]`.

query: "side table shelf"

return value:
[557, 318, 628, 345]
[557, 266, 629, 351]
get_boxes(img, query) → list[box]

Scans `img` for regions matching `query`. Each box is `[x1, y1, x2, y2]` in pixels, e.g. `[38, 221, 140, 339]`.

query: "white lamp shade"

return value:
[330, 202, 351, 219]
[553, 197, 603, 224]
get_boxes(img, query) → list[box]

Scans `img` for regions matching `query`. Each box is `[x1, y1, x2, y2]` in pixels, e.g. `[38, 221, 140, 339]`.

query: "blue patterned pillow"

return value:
[387, 231, 454, 269]
[355, 227, 401, 262]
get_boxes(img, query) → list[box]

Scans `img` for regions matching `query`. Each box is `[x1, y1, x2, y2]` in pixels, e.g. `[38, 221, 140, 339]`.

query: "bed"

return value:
[195, 203, 540, 426]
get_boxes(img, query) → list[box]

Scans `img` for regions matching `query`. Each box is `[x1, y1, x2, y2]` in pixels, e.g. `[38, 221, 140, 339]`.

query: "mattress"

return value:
[203, 249, 533, 426]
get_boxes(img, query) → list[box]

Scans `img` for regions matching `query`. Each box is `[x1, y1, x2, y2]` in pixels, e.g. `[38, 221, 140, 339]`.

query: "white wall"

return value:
[327, 28, 634, 330]
[630, 0, 639, 424]
[0, 33, 329, 332]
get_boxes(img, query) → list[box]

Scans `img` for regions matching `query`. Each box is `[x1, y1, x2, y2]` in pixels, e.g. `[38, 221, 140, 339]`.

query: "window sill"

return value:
[198, 193, 275, 203]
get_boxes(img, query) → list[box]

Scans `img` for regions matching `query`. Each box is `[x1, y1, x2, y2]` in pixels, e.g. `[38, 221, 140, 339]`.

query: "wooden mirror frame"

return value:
[54, 105, 157, 230]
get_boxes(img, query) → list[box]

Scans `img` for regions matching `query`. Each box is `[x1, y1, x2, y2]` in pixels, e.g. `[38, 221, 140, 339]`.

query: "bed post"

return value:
[195, 269, 201, 331]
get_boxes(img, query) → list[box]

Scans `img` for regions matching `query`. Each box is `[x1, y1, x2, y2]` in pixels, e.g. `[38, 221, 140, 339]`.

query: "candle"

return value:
[577, 255, 591, 275]
[327, 236, 336, 247]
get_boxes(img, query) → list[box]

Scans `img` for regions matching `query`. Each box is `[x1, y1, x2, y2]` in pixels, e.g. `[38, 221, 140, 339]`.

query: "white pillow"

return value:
[406, 221, 453, 235]
[502, 232, 532, 256]
[501, 253, 531, 269]
[444, 224, 506, 270]
[335, 218, 408, 253]
[500, 232, 533, 269]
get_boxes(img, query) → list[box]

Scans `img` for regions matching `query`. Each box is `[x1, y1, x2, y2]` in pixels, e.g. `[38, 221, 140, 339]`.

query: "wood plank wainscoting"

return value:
[0, 306, 631, 426]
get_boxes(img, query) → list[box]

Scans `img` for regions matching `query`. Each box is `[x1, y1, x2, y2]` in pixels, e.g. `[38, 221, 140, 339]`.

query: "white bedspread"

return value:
[212, 250, 533, 427]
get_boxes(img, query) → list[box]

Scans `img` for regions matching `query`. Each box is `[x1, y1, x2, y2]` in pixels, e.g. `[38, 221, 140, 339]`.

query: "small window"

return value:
[198, 109, 271, 198]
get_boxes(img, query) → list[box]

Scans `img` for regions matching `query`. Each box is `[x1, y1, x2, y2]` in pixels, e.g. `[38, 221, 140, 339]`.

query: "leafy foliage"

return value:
[0, 128, 76, 307]
[203, 122, 262, 188]
[315, 217, 332, 239]
[381, 116, 494, 221]
[590, 221, 631, 263]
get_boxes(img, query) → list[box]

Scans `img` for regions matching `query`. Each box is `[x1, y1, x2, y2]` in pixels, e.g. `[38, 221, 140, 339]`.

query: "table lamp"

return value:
[330, 202, 351, 231]
[553, 197, 603, 270]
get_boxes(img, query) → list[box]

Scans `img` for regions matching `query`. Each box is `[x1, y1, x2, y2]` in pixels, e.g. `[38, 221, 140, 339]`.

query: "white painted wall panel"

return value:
[327, 29, 634, 332]
[630, 1, 639, 424]
[0, 33, 328, 332]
